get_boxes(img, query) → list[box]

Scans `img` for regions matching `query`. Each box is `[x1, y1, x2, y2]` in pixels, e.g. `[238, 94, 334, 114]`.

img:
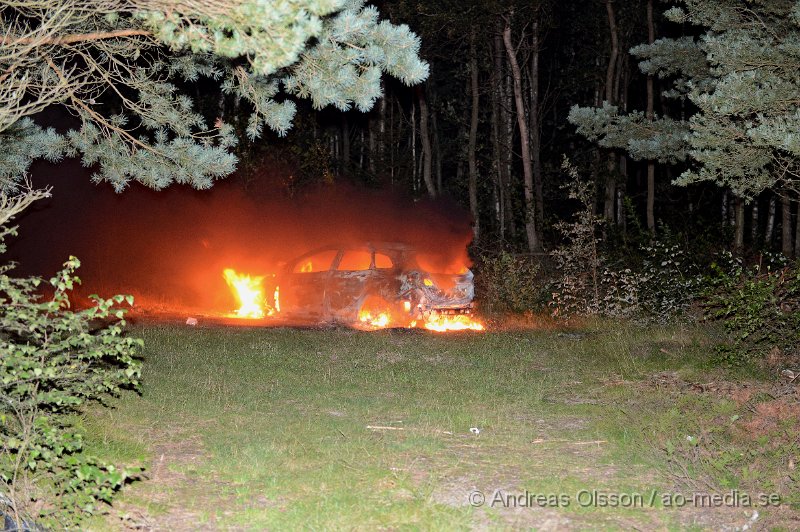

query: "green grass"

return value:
[81, 322, 798, 530]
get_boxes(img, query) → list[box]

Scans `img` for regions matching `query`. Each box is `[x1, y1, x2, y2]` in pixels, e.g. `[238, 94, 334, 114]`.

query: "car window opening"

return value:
[337, 250, 373, 271]
[374, 252, 393, 269]
[293, 250, 338, 273]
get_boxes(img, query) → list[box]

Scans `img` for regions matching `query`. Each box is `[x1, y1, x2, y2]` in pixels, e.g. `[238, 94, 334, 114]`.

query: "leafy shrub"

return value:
[551, 159, 702, 322]
[478, 251, 542, 314]
[550, 158, 605, 318]
[702, 252, 800, 365]
[1, 218, 142, 526]
[637, 239, 702, 322]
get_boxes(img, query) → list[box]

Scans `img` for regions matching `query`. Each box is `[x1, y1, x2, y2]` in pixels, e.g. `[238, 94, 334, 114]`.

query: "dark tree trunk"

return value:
[645, 0, 656, 234]
[795, 195, 800, 258]
[341, 115, 350, 173]
[368, 117, 376, 176]
[468, 30, 480, 241]
[490, 31, 506, 238]
[411, 98, 417, 192]
[504, 17, 541, 252]
[603, 0, 619, 224]
[765, 194, 776, 245]
[782, 193, 793, 257]
[390, 92, 396, 185]
[529, 16, 544, 229]
[417, 86, 435, 197]
[358, 128, 364, 170]
[378, 83, 386, 177]
[501, 27, 516, 238]
[734, 196, 745, 254]
[721, 189, 728, 226]
[432, 108, 442, 194]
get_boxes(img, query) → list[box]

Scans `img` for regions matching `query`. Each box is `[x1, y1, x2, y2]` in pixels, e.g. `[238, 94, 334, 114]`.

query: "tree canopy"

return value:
[569, 0, 800, 200]
[0, 0, 429, 192]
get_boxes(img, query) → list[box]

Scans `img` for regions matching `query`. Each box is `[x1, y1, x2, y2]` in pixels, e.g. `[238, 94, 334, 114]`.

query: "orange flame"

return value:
[356, 295, 484, 332]
[423, 313, 485, 332]
[358, 310, 391, 328]
[223, 268, 266, 318]
[357, 295, 392, 329]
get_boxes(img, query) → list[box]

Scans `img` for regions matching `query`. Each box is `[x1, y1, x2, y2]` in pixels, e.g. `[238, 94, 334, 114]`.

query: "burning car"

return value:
[262, 242, 482, 330]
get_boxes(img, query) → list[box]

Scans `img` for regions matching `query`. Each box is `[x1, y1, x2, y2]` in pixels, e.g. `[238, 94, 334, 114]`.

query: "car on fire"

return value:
[271, 242, 477, 327]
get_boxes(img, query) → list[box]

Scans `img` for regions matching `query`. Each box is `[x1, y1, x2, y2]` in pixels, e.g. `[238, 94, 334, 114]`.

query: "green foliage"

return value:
[569, 0, 800, 199]
[673, 0, 800, 198]
[567, 102, 688, 164]
[555, 235, 701, 323]
[0, 255, 143, 527]
[702, 252, 800, 365]
[636, 238, 701, 322]
[477, 251, 542, 314]
[552, 159, 702, 322]
[284, 0, 428, 112]
[0, 119, 67, 188]
[0, 0, 428, 192]
[135, 0, 346, 77]
[550, 158, 604, 317]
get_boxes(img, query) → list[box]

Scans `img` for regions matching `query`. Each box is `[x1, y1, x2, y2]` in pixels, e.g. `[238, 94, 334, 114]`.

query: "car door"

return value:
[327, 249, 374, 322]
[280, 248, 340, 320]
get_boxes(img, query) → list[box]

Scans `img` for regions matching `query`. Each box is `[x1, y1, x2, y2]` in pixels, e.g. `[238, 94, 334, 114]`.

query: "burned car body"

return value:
[273, 242, 476, 326]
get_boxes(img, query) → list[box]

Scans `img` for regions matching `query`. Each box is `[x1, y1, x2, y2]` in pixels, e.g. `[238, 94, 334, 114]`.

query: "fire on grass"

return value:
[222, 267, 484, 332]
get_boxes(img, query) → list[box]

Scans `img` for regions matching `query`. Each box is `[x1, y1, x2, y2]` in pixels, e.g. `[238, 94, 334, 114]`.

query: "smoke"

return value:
[7, 159, 473, 315]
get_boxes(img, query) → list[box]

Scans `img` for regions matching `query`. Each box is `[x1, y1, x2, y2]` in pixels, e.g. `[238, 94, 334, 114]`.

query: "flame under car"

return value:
[271, 243, 478, 329]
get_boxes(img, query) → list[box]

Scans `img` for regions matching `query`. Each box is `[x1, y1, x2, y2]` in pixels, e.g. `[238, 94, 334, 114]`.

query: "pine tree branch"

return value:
[0, 183, 51, 228]
[2, 28, 152, 47]
[45, 55, 158, 156]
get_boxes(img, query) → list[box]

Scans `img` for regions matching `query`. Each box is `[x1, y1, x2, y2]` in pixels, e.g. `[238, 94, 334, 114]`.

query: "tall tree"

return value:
[782, 194, 794, 257]
[603, 0, 620, 224]
[528, 11, 544, 229]
[468, 29, 480, 239]
[645, 0, 656, 234]
[417, 86, 436, 197]
[503, 14, 541, 252]
[492, 26, 514, 239]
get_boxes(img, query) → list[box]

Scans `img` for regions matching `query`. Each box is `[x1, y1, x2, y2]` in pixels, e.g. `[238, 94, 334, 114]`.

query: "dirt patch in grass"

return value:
[642, 370, 799, 404]
[109, 426, 248, 531]
[635, 371, 800, 530]
[739, 398, 800, 438]
[417, 426, 628, 530]
[375, 349, 405, 365]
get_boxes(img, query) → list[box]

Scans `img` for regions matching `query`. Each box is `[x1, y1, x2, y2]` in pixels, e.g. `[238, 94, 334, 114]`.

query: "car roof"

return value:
[286, 242, 415, 266]
[296, 242, 414, 256]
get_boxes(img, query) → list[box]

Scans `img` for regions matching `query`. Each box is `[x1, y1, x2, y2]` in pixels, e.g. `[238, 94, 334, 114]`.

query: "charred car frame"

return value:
[271, 242, 476, 326]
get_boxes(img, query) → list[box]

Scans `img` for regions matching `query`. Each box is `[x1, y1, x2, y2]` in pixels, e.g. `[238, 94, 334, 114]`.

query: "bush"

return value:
[701, 252, 800, 365]
[1, 222, 142, 526]
[551, 159, 702, 322]
[637, 238, 702, 322]
[478, 251, 542, 314]
[550, 158, 605, 318]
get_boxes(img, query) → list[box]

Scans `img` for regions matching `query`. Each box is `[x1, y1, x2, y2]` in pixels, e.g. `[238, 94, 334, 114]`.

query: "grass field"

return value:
[81, 320, 799, 530]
